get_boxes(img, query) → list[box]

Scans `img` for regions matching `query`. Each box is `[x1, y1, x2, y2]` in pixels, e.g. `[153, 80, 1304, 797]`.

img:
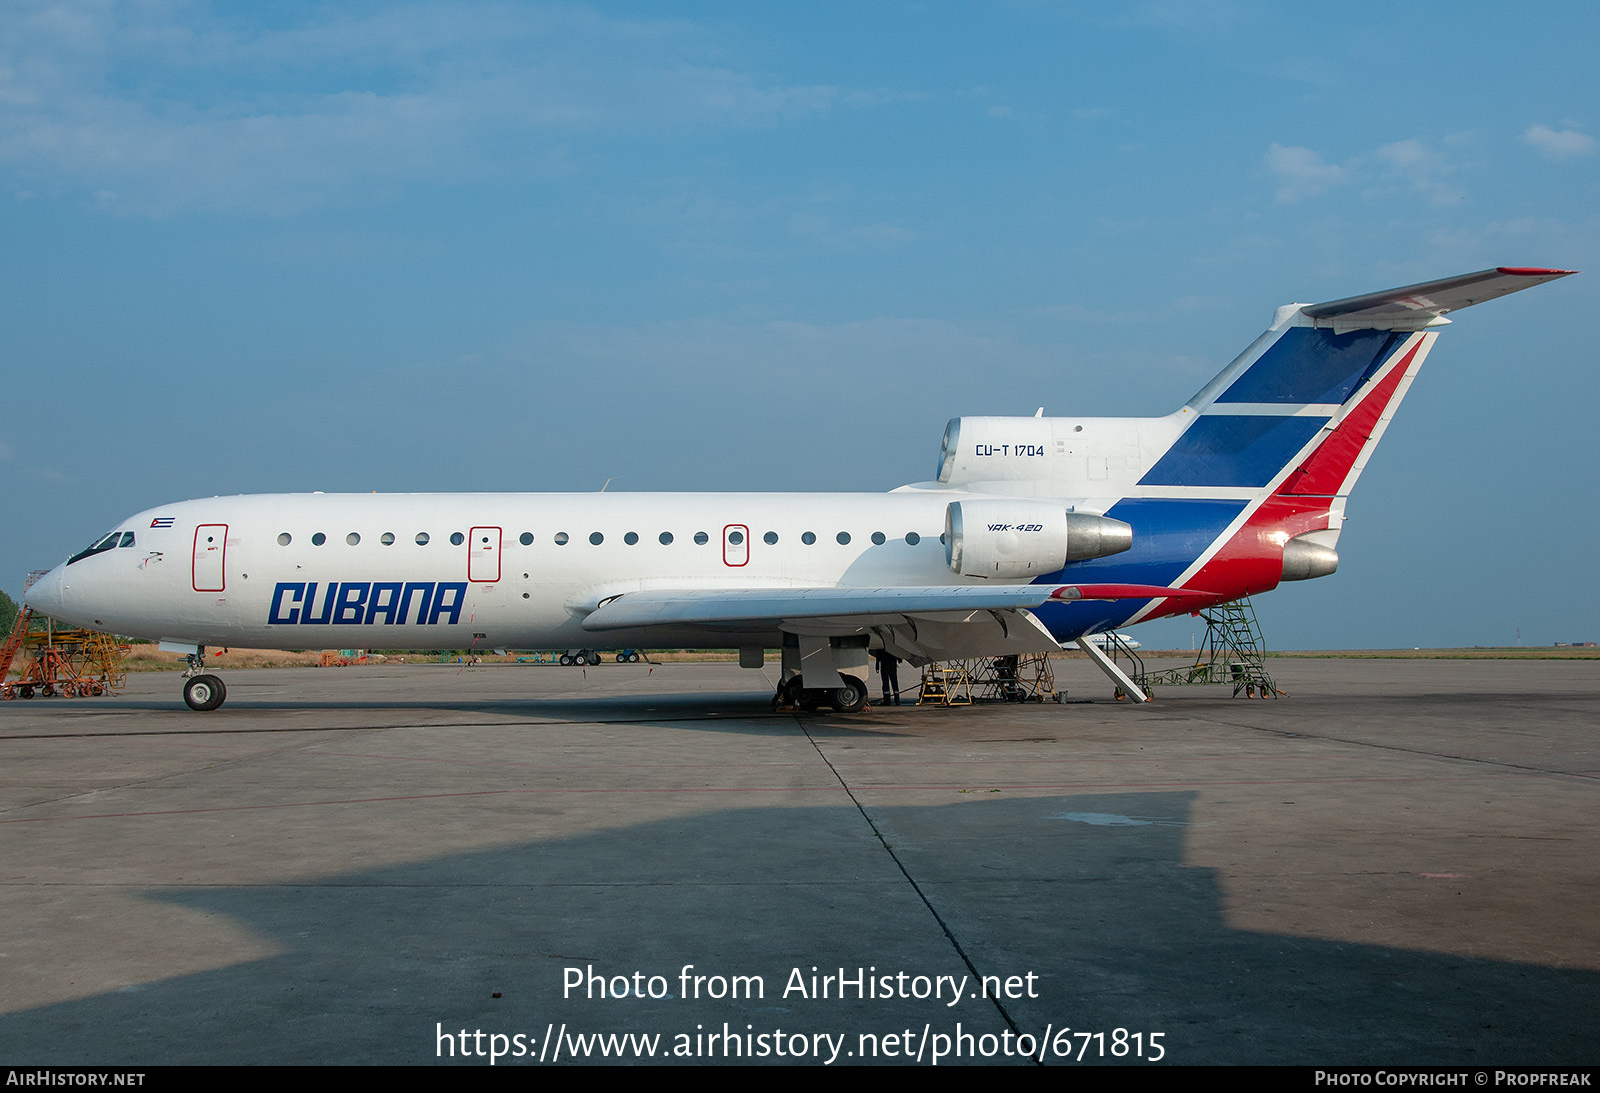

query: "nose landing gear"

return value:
[183, 673, 227, 711]
[180, 649, 227, 711]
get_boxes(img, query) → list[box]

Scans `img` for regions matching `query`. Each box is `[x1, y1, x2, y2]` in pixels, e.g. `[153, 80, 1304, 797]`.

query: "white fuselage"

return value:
[33, 491, 1006, 652]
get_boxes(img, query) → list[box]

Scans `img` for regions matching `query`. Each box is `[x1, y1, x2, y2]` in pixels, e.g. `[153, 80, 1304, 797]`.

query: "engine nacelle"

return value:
[944, 500, 1132, 578]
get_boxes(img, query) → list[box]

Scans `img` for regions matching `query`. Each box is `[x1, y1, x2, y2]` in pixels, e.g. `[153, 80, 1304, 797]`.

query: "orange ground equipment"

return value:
[0, 607, 130, 700]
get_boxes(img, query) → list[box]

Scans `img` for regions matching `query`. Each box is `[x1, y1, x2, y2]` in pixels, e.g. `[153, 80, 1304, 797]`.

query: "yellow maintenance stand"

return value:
[0, 607, 129, 700]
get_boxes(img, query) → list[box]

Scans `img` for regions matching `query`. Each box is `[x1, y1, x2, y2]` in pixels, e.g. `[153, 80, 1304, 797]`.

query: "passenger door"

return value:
[192, 524, 227, 592]
[468, 526, 502, 582]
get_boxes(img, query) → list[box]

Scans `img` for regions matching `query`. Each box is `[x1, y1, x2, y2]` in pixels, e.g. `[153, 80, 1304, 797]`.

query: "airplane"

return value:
[22, 266, 1575, 712]
[1081, 632, 1141, 652]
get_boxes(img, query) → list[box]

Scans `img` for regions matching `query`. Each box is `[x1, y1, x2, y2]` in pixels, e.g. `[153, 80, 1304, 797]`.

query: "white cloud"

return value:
[1523, 124, 1596, 161]
[1374, 138, 1462, 205]
[789, 212, 917, 249]
[0, 2, 851, 215]
[1264, 135, 1477, 206]
[1264, 143, 1347, 203]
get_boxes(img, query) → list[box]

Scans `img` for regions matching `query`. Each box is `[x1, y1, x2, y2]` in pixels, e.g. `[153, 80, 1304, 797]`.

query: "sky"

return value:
[2, 0, 1596, 649]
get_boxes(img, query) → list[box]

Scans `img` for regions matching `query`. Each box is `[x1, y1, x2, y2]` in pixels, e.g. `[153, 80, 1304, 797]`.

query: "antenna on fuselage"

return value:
[599, 478, 615, 492]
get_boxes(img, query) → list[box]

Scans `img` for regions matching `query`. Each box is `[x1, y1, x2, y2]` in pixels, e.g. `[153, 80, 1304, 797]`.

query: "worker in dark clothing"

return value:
[872, 649, 902, 705]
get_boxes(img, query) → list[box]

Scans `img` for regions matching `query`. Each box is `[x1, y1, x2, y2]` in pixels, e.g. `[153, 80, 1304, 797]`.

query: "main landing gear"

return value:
[772, 674, 869, 714]
[558, 649, 643, 665]
[181, 650, 227, 711]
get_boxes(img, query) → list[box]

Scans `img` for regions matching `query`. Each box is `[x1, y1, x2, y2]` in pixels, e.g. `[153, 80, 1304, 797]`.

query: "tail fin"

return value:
[1031, 267, 1575, 637]
[1149, 267, 1576, 496]
[1132, 266, 1576, 615]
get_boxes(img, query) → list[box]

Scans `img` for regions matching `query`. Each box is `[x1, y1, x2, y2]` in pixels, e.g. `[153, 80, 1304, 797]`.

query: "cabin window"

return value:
[312, 533, 326, 546]
[554, 532, 569, 545]
[905, 531, 921, 545]
[450, 532, 465, 546]
[727, 530, 744, 545]
[624, 532, 638, 545]
[415, 532, 430, 546]
[381, 532, 395, 545]
[347, 532, 361, 546]
[589, 532, 604, 545]
[519, 532, 533, 546]
[659, 532, 673, 545]
[836, 532, 851, 545]
[763, 531, 778, 545]
[802, 532, 816, 545]
[871, 532, 886, 545]
[694, 531, 709, 545]
[278, 533, 292, 546]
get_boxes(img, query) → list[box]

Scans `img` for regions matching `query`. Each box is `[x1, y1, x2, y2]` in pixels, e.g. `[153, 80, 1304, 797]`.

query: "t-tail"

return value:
[922, 267, 1577, 638]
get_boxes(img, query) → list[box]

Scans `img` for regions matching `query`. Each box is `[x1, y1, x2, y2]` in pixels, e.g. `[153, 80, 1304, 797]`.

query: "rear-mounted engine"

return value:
[944, 500, 1132, 578]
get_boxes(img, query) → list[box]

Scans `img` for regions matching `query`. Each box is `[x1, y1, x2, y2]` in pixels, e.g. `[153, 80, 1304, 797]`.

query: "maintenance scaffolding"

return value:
[1, 604, 130, 700]
[919, 653, 1056, 705]
[1142, 598, 1281, 698]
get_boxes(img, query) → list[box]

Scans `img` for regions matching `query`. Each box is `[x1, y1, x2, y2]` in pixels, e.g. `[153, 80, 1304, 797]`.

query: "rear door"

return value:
[723, 524, 749, 567]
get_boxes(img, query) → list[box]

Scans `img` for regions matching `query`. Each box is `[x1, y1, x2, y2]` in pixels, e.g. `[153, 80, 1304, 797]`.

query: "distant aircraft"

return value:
[1081, 632, 1141, 652]
[24, 267, 1574, 711]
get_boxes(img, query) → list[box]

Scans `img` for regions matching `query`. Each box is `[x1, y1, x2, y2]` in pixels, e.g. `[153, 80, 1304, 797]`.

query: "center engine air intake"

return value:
[944, 500, 1133, 578]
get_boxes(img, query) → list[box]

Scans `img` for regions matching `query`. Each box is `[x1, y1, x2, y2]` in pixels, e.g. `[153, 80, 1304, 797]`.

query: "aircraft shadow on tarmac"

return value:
[2, 790, 1593, 1066]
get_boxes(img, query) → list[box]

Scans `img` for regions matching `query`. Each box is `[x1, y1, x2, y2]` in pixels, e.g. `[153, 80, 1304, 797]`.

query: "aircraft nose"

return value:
[23, 565, 65, 617]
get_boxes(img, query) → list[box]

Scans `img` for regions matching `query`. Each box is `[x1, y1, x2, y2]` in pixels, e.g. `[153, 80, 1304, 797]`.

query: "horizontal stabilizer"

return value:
[1300, 267, 1576, 331]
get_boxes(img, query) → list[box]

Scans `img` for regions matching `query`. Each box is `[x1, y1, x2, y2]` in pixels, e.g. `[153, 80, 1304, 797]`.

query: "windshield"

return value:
[66, 530, 132, 565]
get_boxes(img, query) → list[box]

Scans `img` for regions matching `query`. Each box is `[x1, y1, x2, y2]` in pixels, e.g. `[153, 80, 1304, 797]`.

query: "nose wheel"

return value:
[179, 650, 227, 711]
[183, 674, 227, 711]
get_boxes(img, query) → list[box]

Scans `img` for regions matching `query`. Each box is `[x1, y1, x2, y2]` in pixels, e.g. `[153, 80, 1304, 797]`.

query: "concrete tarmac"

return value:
[0, 656, 1595, 1066]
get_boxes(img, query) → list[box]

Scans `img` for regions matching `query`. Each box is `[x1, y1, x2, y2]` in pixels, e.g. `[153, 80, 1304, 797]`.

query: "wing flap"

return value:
[579, 583, 1199, 632]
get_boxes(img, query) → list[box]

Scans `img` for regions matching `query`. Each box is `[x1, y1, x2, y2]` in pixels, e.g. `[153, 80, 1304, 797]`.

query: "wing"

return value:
[578, 583, 1197, 664]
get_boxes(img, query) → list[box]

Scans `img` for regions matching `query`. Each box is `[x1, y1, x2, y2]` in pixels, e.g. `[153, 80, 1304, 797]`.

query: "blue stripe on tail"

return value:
[1138, 415, 1327, 488]
[1215, 327, 1403, 405]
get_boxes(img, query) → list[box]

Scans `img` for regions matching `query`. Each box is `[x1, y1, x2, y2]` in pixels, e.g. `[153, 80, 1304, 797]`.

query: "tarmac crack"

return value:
[796, 715, 1038, 1061]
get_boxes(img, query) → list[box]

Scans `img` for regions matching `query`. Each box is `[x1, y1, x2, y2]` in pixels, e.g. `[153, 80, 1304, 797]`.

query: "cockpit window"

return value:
[67, 531, 123, 565]
[118, 531, 135, 548]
